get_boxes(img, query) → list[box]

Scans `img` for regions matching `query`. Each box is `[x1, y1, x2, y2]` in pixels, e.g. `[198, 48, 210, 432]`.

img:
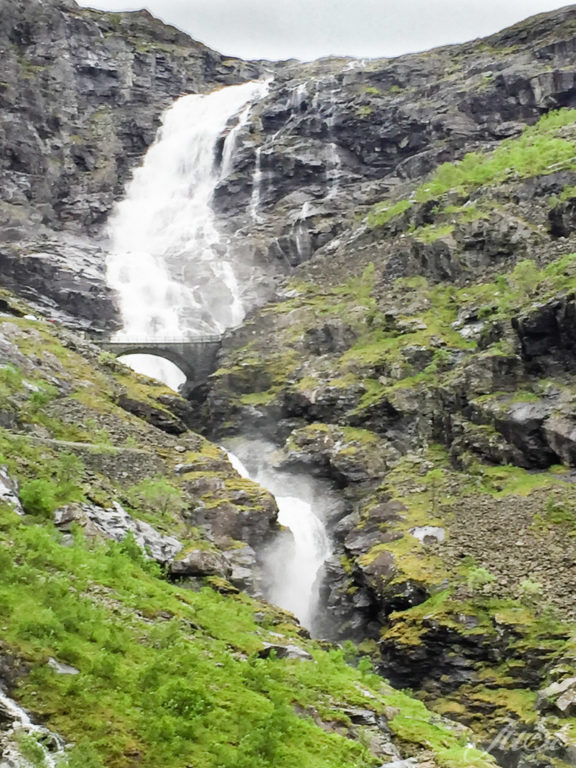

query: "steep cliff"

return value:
[199, 6, 576, 767]
[212, 5, 576, 282]
[6, 1, 576, 767]
[0, 0, 265, 328]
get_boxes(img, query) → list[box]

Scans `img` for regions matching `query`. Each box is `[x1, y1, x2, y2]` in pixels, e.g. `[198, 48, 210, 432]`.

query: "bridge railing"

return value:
[95, 336, 222, 345]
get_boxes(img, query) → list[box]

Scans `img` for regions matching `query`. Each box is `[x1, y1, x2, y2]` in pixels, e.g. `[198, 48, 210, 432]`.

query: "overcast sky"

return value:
[76, 0, 568, 60]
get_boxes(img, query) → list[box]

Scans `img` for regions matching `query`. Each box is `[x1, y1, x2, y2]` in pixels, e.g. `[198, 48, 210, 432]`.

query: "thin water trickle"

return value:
[0, 690, 65, 768]
[249, 147, 264, 222]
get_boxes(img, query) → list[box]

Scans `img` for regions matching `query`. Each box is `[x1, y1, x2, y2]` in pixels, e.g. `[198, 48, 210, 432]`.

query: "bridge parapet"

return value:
[95, 336, 223, 387]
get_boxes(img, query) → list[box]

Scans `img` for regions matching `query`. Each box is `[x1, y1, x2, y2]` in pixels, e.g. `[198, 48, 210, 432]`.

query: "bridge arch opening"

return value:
[118, 353, 186, 391]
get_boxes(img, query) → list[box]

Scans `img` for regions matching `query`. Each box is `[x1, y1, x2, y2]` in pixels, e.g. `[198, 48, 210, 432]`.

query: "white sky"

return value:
[76, 0, 569, 61]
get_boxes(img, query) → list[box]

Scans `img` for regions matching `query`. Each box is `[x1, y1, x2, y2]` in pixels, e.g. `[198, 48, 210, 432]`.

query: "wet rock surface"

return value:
[0, 466, 23, 515]
[0, 0, 266, 326]
[0, 0, 263, 237]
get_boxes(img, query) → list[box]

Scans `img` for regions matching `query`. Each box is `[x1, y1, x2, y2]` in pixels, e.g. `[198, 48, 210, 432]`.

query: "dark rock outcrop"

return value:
[0, 0, 263, 236]
[0, 0, 266, 326]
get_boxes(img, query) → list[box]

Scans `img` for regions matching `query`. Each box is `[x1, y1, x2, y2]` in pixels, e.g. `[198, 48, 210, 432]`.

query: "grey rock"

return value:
[0, 0, 265, 328]
[539, 677, 576, 715]
[258, 643, 312, 660]
[410, 526, 446, 545]
[222, 544, 258, 591]
[0, 467, 23, 516]
[54, 501, 183, 564]
[0, 238, 120, 331]
[0, 0, 264, 237]
[117, 394, 187, 435]
[304, 322, 357, 355]
[192, 495, 279, 550]
[168, 549, 231, 578]
[544, 415, 576, 466]
[47, 657, 79, 676]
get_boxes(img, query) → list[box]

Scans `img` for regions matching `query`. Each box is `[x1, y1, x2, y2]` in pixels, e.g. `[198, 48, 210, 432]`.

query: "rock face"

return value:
[10, 2, 576, 766]
[54, 501, 184, 564]
[168, 548, 230, 578]
[210, 5, 576, 289]
[0, 466, 23, 515]
[8, 1, 576, 329]
[0, 0, 266, 327]
[0, 0, 263, 237]
[0, 236, 120, 331]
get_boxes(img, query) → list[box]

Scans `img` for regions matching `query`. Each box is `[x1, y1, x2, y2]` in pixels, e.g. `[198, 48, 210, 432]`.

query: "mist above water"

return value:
[105, 80, 269, 388]
[105, 82, 336, 630]
[226, 440, 338, 631]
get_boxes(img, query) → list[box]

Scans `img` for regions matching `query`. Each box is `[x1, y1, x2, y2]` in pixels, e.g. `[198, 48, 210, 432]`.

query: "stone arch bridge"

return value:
[96, 336, 222, 388]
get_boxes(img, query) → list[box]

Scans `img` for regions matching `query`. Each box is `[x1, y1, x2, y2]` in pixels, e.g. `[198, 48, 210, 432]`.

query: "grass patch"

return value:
[367, 108, 576, 228]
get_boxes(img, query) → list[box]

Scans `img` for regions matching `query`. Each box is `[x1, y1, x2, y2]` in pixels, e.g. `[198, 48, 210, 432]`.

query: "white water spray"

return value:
[106, 81, 334, 629]
[249, 147, 264, 223]
[0, 690, 65, 768]
[226, 442, 334, 630]
[106, 80, 269, 387]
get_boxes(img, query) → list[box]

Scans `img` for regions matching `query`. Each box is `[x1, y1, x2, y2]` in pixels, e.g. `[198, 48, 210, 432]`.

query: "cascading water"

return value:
[106, 81, 335, 630]
[106, 80, 269, 388]
[0, 690, 65, 768]
[226, 442, 336, 630]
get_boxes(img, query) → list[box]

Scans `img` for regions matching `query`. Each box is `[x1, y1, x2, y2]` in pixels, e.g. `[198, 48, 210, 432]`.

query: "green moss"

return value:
[0, 503, 495, 768]
[367, 109, 576, 228]
[472, 463, 566, 498]
[366, 199, 412, 228]
[383, 689, 497, 767]
[240, 391, 277, 406]
[411, 222, 455, 243]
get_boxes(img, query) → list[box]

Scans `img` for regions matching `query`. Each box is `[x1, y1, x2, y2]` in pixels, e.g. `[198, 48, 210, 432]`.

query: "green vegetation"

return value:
[0, 300, 500, 768]
[18, 452, 85, 517]
[124, 477, 185, 518]
[355, 105, 373, 118]
[0, 503, 496, 768]
[464, 565, 497, 593]
[366, 198, 412, 227]
[410, 222, 455, 243]
[367, 109, 576, 228]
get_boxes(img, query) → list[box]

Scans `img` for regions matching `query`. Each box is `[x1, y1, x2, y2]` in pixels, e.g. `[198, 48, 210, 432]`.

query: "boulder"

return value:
[258, 643, 312, 661]
[54, 502, 183, 564]
[544, 415, 576, 466]
[539, 677, 576, 715]
[168, 550, 231, 579]
[0, 467, 23, 516]
[222, 544, 259, 592]
[116, 394, 187, 435]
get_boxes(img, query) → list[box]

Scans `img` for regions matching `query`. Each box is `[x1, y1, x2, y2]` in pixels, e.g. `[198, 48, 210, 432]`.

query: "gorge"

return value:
[6, 1, 576, 767]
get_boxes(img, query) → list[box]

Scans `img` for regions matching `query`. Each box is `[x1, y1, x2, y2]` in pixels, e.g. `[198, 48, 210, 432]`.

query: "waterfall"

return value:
[105, 81, 334, 631]
[226, 441, 335, 631]
[106, 80, 269, 388]
[0, 689, 65, 768]
[249, 147, 264, 223]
